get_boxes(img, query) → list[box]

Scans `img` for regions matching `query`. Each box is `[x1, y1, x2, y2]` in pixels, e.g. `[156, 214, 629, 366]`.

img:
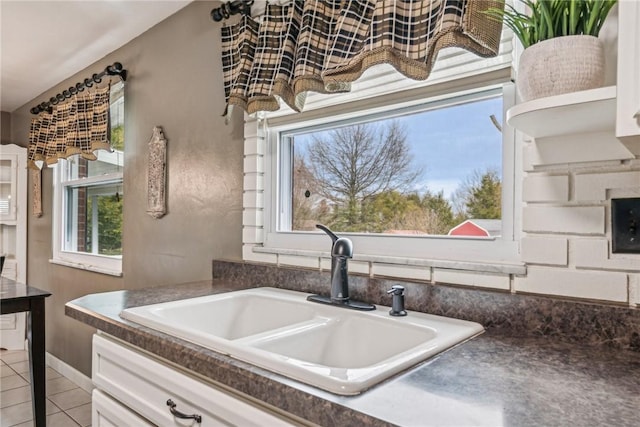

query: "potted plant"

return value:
[487, 0, 617, 101]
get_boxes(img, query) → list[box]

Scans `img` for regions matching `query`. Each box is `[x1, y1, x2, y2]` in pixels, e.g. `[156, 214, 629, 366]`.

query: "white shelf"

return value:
[507, 86, 616, 138]
[506, 86, 636, 166]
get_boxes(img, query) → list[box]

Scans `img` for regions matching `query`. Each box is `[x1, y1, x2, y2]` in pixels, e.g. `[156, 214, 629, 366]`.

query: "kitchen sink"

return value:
[120, 287, 483, 395]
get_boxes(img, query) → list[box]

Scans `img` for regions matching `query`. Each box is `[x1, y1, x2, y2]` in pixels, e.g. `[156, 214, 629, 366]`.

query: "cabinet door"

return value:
[616, 0, 640, 141]
[0, 144, 27, 284]
[0, 154, 18, 222]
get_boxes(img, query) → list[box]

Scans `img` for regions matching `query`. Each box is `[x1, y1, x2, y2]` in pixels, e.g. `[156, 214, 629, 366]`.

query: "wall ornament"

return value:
[146, 126, 167, 219]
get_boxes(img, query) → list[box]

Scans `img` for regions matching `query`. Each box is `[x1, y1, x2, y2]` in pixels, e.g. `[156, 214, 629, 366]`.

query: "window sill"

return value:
[49, 258, 123, 277]
[252, 246, 526, 275]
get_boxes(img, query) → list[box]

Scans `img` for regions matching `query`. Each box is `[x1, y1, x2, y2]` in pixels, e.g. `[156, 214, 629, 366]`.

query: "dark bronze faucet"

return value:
[307, 224, 375, 311]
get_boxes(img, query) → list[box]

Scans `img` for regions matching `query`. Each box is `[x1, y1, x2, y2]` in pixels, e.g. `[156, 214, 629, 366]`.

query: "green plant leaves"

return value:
[485, 0, 617, 48]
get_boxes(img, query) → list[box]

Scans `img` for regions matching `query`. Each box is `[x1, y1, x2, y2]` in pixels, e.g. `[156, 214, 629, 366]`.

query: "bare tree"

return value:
[305, 121, 421, 228]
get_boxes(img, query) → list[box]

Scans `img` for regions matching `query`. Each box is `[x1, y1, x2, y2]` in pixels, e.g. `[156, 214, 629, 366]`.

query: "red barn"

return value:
[448, 219, 501, 237]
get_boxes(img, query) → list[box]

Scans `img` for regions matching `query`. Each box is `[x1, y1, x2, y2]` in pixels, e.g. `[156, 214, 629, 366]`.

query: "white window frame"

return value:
[266, 81, 520, 259]
[51, 158, 123, 276]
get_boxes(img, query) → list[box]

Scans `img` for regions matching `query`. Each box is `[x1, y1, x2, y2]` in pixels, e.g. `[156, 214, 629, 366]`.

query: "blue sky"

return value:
[397, 96, 503, 200]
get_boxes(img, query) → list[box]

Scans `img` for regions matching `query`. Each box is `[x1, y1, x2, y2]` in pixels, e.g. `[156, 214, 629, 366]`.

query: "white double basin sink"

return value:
[120, 287, 483, 395]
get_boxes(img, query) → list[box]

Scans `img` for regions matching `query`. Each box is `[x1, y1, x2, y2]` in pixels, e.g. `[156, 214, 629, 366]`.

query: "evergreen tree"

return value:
[465, 170, 502, 219]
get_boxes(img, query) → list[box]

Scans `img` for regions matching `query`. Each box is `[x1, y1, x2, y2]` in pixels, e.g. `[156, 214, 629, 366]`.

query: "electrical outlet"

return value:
[611, 198, 640, 254]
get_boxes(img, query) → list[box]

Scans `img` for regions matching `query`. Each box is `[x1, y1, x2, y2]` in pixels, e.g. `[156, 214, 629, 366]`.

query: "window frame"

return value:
[258, 81, 522, 268]
[51, 161, 123, 276]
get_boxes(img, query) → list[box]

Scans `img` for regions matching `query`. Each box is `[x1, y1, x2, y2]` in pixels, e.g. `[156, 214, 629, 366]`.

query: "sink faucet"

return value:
[307, 224, 375, 311]
[316, 224, 352, 302]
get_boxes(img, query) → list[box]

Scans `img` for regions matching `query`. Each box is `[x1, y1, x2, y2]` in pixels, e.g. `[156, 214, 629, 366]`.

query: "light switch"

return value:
[611, 198, 640, 254]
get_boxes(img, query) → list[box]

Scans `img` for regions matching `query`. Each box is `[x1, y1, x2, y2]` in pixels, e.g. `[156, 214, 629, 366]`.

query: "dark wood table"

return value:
[1, 278, 51, 427]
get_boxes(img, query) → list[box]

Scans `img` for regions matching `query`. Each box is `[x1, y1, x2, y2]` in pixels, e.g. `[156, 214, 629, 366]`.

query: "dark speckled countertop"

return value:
[66, 280, 640, 427]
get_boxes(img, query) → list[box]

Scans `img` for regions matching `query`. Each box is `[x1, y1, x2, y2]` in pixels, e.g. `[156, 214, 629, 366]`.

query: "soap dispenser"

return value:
[387, 285, 407, 316]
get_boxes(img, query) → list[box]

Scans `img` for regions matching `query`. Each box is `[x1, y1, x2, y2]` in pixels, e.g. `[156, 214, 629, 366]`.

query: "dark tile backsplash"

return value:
[213, 260, 640, 351]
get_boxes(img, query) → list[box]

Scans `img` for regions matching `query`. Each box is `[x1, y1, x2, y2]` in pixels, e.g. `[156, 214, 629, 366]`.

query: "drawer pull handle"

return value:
[166, 399, 202, 423]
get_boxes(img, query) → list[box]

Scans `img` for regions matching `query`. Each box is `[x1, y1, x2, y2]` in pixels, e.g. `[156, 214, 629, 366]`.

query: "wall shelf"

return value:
[506, 86, 636, 166]
[507, 86, 616, 138]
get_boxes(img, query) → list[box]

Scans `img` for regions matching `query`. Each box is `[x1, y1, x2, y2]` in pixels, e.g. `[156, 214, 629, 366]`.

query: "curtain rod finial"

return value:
[211, 0, 253, 22]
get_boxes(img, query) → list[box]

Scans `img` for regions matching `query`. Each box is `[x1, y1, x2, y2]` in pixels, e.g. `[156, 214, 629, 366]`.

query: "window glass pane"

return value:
[64, 183, 123, 256]
[289, 96, 503, 237]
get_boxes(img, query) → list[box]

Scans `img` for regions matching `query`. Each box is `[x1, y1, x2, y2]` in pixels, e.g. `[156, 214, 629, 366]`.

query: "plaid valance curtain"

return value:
[27, 84, 112, 169]
[221, 0, 505, 115]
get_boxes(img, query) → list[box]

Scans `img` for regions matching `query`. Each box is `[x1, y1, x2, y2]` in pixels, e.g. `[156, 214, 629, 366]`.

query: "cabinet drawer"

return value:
[93, 389, 153, 427]
[93, 333, 297, 427]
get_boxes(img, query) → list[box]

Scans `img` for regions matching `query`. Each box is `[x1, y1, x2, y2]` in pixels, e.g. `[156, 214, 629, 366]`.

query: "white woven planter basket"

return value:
[517, 35, 605, 101]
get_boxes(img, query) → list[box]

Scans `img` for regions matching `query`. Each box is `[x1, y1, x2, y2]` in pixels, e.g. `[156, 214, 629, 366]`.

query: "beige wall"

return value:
[9, 1, 244, 376]
[1, 111, 11, 143]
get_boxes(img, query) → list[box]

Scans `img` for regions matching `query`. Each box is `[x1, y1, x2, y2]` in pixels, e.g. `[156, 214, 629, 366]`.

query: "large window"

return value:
[52, 81, 124, 275]
[261, 83, 520, 265]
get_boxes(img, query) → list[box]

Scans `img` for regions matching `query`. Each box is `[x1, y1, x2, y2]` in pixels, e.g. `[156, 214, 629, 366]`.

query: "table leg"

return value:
[28, 297, 46, 427]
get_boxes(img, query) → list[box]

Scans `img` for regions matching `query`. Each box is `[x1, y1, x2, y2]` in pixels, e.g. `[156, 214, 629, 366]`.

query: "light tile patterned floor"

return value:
[0, 349, 92, 427]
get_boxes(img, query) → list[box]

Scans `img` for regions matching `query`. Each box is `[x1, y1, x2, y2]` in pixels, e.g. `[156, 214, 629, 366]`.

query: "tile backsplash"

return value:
[213, 260, 640, 351]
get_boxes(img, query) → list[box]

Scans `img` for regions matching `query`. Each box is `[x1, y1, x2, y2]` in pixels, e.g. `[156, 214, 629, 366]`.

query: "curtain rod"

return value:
[30, 62, 127, 115]
[210, 0, 253, 22]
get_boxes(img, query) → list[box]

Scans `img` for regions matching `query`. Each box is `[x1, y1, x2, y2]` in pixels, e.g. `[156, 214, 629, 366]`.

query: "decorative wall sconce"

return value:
[147, 127, 167, 219]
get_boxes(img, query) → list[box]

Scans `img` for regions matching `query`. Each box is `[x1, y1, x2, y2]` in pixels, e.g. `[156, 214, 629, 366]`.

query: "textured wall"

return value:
[1, 111, 11, 143]
[9, 1, 244, 376]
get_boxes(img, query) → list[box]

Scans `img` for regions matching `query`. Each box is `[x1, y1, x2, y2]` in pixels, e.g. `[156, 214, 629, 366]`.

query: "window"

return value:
[258, 82, 520, 266]
[51, 81, 124, 275]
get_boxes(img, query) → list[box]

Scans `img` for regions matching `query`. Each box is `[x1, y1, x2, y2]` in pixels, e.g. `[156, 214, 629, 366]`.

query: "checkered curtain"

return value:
[27, 84, 112, 169]
[221, 0, 504, 115]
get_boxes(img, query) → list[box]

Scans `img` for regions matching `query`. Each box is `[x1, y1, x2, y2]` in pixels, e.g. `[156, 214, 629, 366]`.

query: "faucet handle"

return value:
[387, 285, 405, 296]
[316, 224, 338, 242]
[317, 224, 353, 257]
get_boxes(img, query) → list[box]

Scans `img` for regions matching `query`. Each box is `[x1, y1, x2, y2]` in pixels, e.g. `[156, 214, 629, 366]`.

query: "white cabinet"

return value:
[616, 0, 640, 144]
[92, 333, 300, 427]
[1, 144, 27, 350]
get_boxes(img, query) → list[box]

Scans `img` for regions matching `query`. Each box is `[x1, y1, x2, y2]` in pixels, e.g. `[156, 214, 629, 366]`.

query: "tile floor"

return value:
[0, 349, 92, 427]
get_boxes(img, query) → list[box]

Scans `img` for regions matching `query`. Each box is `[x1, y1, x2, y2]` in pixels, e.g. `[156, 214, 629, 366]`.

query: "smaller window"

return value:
[51, 82, 124, 275]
